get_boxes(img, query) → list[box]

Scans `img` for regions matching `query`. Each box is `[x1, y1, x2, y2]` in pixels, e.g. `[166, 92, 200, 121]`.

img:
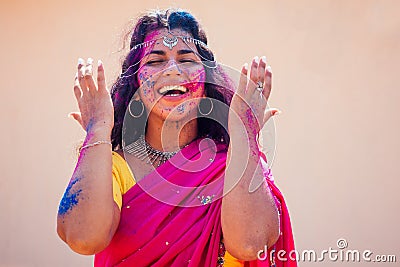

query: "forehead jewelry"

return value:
[163, 31, 178, 50]
[119, 30, 217, 81]
[162, 24, 179, 50]
[130, 33, 209, 52]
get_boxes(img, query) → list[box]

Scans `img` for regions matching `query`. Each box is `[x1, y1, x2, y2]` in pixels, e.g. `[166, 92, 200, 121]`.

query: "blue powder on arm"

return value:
[58, 177, 83, 216]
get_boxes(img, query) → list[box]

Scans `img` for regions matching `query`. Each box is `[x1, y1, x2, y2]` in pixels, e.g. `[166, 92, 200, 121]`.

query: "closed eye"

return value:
[145, 60, 165, 65]
[179, 58, 201, 64]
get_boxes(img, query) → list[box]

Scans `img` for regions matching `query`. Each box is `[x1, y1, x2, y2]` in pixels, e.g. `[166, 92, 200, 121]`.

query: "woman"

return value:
[57, 9, 296, 267]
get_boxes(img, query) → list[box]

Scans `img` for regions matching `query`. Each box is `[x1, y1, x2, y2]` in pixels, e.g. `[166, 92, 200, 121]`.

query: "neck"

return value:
[145, 113, 198, 152]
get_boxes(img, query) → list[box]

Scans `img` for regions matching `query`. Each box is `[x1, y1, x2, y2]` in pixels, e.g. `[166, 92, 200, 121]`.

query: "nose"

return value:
[162, 59, 182, 76]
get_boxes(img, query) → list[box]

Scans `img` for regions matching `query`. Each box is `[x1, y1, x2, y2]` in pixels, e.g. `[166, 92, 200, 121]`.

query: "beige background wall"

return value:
[1, 0, 399, 266]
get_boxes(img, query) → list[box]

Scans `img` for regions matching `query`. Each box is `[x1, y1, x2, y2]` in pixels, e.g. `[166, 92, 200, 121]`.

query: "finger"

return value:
[263, 64, 272, 100]
[247, 56, 259, 96]
[77, 58, 88, 95]
[84, 58, 97, 95]
[262, 108, 281, 125]
[97, 59, 108, 93]
[68, 112, 84, 128]
[237, 63, 248, 96]
[73, 72, 82, 101]
[258, 56, 267, 85]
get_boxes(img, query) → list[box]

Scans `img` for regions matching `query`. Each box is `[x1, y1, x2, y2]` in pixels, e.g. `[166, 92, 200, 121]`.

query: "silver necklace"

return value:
[125, 135, 179, 167]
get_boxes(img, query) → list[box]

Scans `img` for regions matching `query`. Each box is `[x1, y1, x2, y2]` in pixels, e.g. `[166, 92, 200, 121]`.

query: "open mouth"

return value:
[158, 85, 188, 97]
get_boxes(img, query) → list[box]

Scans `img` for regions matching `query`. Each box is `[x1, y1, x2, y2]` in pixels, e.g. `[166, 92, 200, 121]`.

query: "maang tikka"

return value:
[129, 26, 209, 53]
[119, 25, 217, 80]
[163, 31, 178, 50]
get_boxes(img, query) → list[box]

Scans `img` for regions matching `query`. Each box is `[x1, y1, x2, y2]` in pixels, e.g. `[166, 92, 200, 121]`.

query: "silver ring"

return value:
[256, 81, 264, 92]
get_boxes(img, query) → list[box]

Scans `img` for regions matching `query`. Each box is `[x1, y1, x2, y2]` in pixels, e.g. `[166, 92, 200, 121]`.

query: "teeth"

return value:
[159, 85, 187, 95]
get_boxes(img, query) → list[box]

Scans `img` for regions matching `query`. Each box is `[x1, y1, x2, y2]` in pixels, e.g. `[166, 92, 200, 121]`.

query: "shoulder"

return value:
[111, 149, 128, 168]
[111, 149, 136, 194]
[111, 149, 131, 177]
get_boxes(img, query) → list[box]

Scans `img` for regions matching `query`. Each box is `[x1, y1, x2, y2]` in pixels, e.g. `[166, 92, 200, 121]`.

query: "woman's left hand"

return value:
[228, 56, 280, 140]
[224, 58, 281, 257]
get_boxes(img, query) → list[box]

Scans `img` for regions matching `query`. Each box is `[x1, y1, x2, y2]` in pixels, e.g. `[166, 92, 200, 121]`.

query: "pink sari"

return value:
[95, 139, 297, 267]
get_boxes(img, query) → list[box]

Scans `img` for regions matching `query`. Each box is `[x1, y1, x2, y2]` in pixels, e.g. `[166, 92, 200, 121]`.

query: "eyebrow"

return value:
[145, 49, 196, 57]
[177, 49, 196, 55]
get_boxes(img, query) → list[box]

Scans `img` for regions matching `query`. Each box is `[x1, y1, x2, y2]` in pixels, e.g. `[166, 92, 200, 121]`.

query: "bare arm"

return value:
[222, 56, 281, 260]
[57, 59, 119, 255]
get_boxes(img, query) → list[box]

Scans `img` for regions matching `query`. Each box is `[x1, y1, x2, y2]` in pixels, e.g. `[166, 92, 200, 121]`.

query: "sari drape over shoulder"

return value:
[95, 139, 297, 267]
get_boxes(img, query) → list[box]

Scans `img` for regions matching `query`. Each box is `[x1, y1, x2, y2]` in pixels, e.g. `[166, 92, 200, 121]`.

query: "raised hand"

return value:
[229, 56, 280, 141]
[69, 58, 114, 133]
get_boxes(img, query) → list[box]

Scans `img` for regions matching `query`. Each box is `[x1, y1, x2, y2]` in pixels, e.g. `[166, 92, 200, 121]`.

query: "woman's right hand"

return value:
[69, 58, 114, 133]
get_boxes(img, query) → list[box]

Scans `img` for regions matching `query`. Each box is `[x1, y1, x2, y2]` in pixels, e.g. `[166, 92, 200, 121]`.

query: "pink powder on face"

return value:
[138, 72, 155, 103]
[135, 28, 207, 119]
[138, 28, 206, 90]
[186, 68, 206, 94]
[139, 29, 164, 59]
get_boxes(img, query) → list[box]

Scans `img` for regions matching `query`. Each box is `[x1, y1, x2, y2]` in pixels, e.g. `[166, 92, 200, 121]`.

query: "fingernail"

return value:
[261, 56, 267, 64]
[266, 65, 272, 72]
[68, 113, 73, 118]
[87, 58, 93, 65]
[273, 109, 282, 116]
[243, 63, 248, 70]
[78, 58, 84, 65]
[98, 59, 103, 67]
[254, 56, 259, 63]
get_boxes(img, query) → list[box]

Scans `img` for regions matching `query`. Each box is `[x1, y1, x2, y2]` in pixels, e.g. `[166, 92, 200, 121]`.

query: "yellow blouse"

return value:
[111, 151, 244, 267]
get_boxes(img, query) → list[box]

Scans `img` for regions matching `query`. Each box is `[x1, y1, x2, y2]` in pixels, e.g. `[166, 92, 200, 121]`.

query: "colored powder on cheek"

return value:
[186, 80, 204, 93]
[143, 86, 149, 96]
[197, 69, 206, 81]
[58, 177, 83, 216]
[139, 73, 155, 102]
[139, 72, 145, 81]
[177, 103, 185, 114]
[146, 80, 155, 88]
[187, 69, 206, 93]
[186, 82, 196, 93]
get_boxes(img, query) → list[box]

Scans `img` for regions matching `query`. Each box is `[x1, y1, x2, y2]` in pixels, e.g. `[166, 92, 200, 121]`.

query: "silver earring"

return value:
[198, 98, 213, 116]
[128, 100, 144, 118]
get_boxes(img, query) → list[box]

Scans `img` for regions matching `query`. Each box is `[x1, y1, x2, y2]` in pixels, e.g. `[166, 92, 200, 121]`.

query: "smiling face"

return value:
[136, 28, 206, 123]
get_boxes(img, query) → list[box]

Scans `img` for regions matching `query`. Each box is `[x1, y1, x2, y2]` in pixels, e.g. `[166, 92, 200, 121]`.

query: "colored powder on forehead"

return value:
[58, 177, 83, 215]
[143, 29, 163, 42]
[143, 28, 192, 42]
[140, 28, 195, 56]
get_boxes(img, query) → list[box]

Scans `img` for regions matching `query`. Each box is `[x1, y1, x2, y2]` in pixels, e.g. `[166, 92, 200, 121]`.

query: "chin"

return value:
[159, 102, 199, 122]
